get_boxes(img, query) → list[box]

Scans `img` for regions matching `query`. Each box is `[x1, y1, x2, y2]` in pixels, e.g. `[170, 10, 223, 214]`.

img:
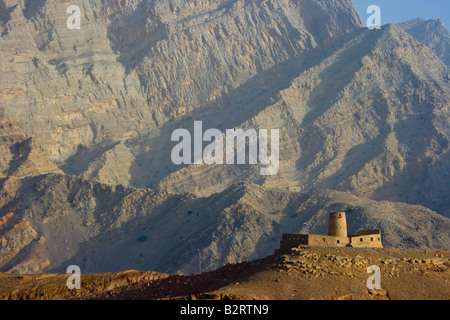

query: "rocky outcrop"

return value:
[0, 108, 62, 179]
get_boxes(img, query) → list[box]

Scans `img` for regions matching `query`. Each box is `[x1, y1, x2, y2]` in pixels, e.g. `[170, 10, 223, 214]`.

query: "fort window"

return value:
[360, 238, 363, 242]
[371, 237, 373, 241]
[323, 238, 326, 241]
[337, 240, 340, 244]
[378, 237, 380, 241]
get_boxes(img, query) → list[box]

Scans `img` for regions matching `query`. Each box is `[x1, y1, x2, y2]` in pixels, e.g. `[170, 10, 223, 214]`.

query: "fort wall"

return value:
[349, 233, 382, 248]
[308, 234, 350, 247]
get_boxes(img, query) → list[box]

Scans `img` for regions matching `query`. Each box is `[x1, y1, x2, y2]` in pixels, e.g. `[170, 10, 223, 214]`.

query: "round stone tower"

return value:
[328, 211, 347, 237]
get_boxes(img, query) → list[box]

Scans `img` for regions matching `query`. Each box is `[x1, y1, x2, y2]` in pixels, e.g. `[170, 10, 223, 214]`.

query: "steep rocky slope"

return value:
[0, 0, 362, 162]
[399, 18, 450, 67]
[0, 107, 62, 180]
[1, 0, 448, 215]
[156, 23, 450, 217]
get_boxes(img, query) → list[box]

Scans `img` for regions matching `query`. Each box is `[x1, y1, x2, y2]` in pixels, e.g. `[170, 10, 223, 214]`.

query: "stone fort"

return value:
[278, 212, 382, 251]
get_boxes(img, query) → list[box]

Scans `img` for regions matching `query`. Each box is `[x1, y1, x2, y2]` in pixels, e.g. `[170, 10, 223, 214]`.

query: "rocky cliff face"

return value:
[0, 0, 449, 274]
[0, 0, 361, 161]
[0, 107, 62, 180]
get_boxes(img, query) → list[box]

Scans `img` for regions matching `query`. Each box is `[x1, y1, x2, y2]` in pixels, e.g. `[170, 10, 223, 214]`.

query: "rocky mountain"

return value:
[156, 23, 450, 217]
[0, 0, 449, 275]
[0, 0, 361, 162]
[399, 18, 450, 67]
[0, 174, 448, 274]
